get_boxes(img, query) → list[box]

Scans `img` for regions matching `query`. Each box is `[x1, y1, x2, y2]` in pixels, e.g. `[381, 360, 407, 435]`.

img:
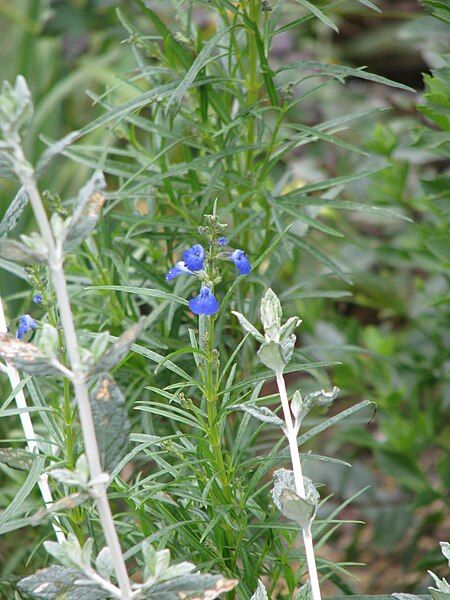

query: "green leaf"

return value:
[236, 404, 284, 428]
[87, 285, 189, 306]
[0, 457, 44, 529]
[294, 0, 338, 31]
[90, 373, 130, 472]
[16, 566, 109, 599]
[0, 447, 36, 471]
[277, 61, 416, 92]
[63, 171, 106, 252]
[280, 488, 316, 529]
[167, 26, 235, 109]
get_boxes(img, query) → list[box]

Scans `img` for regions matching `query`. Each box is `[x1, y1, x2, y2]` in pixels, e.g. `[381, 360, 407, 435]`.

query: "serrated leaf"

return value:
[63, 171, 106, 252]
[0, 238, 47, 263]
[141, 573, 238, 600]
[16, 566, 109, 599]
[231, 311, 265, 343]
[250, 580, 269, 600]
[0, 447, 36, 471]
[280, 488, 316, 529]
[237, 404, 284, 428]
[0, 334, 65, 376]
[89, 319, 144, 376]
[90, 373, 130, 472]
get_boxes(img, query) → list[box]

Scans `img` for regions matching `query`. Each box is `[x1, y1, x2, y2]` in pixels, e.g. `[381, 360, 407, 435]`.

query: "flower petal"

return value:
[182, 244, 205, 271]
[189, 286, 219, 316]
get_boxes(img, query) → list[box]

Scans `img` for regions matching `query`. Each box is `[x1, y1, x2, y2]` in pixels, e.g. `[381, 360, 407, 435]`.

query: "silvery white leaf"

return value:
[440, 542, 450, 567]
[295, 581, 312, 600]
[231, 311, 265, 343]
[304, 477, 320, 506]
[0, 75, 33, 137]
[280, 488, 316, 529]
[140, 573, 238, 600]
[95, 547, 114, 582]
[63, 171, 106, 252]
[0, 447, 36, 471]
[279, 316, 302, 341]
[260, 288, 282, 337]
[89, 319, 144, 376]
[250, 580, 269, 600]
[237, 404, 284, 428]
[304, 386, 339, 408]
[271, 469, 296, 511]
[280, 333, 296, 365]
[0, 187, 28, 237]
[17, 565, 109, 599]
[257, 341, 286, 372]
[0, 334, 66, 377]
[36, 131, 81, 175]
[0, 238, 47, 263]
[35, 323, 59, 357]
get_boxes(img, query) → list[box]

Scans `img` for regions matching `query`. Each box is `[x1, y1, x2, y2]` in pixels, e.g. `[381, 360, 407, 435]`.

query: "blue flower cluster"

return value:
[17, 314, 38, 340]
[166, 242, 251, 316]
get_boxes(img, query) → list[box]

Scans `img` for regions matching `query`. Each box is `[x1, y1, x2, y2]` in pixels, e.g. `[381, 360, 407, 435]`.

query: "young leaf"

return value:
[0, 238, 47, 263]
[236, 404, 284, 428]
[231, 311, 265, 343]
[89, 319, 144, 376]
[280, 488, 316, 529]
[257, 341, 286, 372]
[250, 580, 269, 600]
[271, 468, 296, 511]
[90, 373, 130, 472]
[260, 288, 282, 335]
[16, 565, 109, 599]
[0, 334, 67, 377]
[0, 447, 36, 471]
[63, 171, 106, 252]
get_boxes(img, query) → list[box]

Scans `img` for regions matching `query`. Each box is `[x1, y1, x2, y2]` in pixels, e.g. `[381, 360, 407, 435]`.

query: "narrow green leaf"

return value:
[294, 0, 338, 31]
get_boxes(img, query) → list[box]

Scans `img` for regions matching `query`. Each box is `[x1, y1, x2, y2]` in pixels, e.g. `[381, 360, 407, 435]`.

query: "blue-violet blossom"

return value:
[189, 286, 219, 316]
[17, 314, 38, 340]
[166, 261, 192, 281]
[182, 244, 205, 271]
[33, 293, 43, 305]
[217, 237, 228, 246]
[229, 249, 251, 275]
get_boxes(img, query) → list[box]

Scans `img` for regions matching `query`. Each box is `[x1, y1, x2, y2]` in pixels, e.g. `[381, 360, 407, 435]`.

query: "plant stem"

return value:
[245, 0, 259, 172]
[275, 370, 322, 600]
[11, 144, 132, 600]
[0, 296, 66, 543]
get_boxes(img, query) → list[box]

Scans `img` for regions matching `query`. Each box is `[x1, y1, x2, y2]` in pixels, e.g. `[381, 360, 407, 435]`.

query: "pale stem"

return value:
[0, 296, 66, 543]
[11, 145, 132, 600]
[276, 370, 322, 600]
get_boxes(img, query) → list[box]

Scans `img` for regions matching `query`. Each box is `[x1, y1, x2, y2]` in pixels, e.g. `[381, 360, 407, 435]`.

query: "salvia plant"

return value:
[0, 1, 424, 599]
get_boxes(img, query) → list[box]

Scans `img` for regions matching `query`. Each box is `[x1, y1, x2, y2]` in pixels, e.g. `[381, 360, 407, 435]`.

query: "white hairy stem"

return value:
[12, 145, 132, 599]
[0, 296, 66, 543]
[276, 370, 322, 600]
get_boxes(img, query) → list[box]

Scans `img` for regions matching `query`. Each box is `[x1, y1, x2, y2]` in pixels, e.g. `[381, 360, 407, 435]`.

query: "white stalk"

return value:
[0, 296, 65, 543]
[276, 370, 322, 600]
[11, 144, 132, 600]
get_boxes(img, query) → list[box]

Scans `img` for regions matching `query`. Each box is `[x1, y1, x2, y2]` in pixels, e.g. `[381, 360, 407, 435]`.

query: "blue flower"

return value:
[33, 293, 43, 305]
[182, 244, 205, 271]
[229, 249, 251, 275]
[166, 261, 193, 281]
[217, 237, 228, 246]
[189, 286, 219, 316]
[17, 314, 38, 340]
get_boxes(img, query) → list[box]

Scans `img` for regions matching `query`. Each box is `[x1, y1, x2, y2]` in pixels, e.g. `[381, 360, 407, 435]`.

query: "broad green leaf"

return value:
[90, 373, 130, 471]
